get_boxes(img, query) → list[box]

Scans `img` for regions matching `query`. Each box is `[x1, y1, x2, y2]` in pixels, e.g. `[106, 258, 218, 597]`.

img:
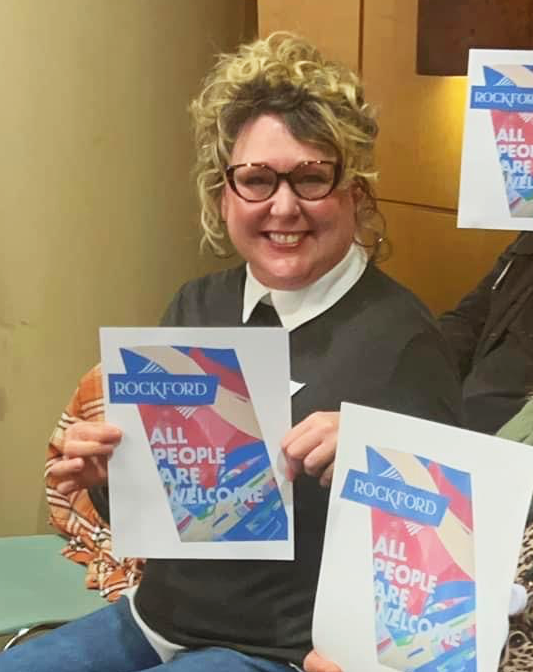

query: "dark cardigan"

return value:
[128, 262, 463, 666]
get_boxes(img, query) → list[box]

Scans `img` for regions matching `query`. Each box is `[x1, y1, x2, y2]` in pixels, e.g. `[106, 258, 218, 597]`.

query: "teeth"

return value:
[268, 232, 303, 245]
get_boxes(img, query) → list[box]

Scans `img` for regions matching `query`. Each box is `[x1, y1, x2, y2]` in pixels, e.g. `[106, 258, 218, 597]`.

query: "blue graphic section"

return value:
[440, 464, 472, 499]
[204, 348, 241, 371]
[171, 346, 241, 372]
[367, 445, 404, 480]
[470, 85, 533, 112]
[483, 66, 505, 87]
[415, 643, 476, 672]
[109, 373, 219, 405]
[120, 348, 164, 374]
[341, 469, 449, 526]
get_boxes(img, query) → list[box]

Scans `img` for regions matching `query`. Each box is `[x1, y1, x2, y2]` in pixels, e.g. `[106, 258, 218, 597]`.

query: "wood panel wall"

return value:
[258, 0, 516, 315]
[257, 0, 361, 70]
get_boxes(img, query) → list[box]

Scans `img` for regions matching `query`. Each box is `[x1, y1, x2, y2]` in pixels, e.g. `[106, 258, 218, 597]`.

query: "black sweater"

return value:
[124, 263, 463, 665]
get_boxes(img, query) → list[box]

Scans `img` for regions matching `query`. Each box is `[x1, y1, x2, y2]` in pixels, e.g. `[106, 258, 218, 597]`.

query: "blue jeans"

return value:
[0, 597, 296, 672]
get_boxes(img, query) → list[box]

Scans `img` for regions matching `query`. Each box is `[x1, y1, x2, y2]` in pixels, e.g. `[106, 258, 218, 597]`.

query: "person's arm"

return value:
[386, 328, 464, 427]
[49, 287, 190, 507]
[47, 287, 188, 514]
[438, 237, 519, 380]
[45, 365, 115, 531]
[45, 365, 144, 600]
[282, 318, 465, 484]
[282, 322, 465, 485]
[46, 364, 123, 525]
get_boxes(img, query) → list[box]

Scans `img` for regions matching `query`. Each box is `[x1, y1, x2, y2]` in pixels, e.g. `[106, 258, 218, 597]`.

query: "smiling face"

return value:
[221, 114, 358, 290]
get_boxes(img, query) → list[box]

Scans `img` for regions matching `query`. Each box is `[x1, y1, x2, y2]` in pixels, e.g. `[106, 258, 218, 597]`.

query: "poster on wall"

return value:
[313, 403, 533, 672]
[459, 49, 533, 230]
[100, 327, 293, 560]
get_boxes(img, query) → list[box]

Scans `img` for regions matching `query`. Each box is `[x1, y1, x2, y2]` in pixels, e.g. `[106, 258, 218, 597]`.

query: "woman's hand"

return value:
[281, 412, 339, 487]
[303, 650, 342, 672]
[49, 421, 122, 495]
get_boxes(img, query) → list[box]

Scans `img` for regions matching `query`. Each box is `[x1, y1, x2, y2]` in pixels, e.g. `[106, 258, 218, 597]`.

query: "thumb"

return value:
[303, 650, 342, 672]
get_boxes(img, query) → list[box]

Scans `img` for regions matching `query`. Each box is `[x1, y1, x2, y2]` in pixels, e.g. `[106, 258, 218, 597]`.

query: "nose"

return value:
[269, 179, 301, 218]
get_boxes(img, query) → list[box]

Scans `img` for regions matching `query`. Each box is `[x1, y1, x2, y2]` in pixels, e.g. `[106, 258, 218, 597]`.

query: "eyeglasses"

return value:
[225, 161, 341, 202]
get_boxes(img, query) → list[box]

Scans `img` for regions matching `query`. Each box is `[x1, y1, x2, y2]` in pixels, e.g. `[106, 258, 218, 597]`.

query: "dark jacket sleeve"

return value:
[387, 329, 465, 428]
[437, 236, 520, 380]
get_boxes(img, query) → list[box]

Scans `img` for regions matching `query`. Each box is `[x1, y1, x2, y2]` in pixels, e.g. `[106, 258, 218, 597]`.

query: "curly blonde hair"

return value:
[190, 31, 386, 258]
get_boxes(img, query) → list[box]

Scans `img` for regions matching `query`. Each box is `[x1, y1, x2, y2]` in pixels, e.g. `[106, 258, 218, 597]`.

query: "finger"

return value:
[319, 462, 334, 488]
[50, 457, 86, 478]
[284, 425, 326, 463]
[56, 479, 83, 496]
[63, 439, 116, 459]
[68, 421, 122, 443]
[303, 649, 342, 672]
[302, 439, 336, 478]
[282, 412, 339, 453]
[282, 412, 339, 479]
[284, 455, 303, 481]
[281, 413, 320, 449]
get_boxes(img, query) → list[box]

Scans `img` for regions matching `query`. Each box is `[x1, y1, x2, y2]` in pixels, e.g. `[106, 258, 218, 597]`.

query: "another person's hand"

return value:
[49, 421, 122, 495]
[303, 649, 342, 672]
[281, 411, 339, 487]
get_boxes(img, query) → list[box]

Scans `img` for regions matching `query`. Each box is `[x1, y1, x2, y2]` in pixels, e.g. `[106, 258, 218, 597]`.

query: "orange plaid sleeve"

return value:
[45, 364, 144, 601]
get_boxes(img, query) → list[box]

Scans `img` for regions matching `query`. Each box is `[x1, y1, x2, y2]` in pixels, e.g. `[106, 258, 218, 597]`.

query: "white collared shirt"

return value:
[242, 243, 368, 331]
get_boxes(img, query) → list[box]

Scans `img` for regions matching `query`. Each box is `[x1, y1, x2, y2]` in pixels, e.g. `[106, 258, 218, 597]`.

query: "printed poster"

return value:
[313, 403, 533, 672]
[100, 327, 293, 560]
[459, 49, 533, 230]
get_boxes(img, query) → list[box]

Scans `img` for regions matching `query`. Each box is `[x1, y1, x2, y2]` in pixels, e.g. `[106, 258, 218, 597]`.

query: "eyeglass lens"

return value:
[231, 162, 336, 201]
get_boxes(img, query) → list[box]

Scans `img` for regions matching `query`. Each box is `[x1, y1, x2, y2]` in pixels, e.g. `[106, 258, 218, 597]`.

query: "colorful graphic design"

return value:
[341, 447, 476, 672]
[481, 65, 533, 217]
[111, 345, 288, 542]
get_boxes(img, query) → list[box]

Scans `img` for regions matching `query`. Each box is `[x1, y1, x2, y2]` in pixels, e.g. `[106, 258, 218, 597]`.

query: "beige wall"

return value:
[258, 0, 516, 315]
[0, 0, 256, 536]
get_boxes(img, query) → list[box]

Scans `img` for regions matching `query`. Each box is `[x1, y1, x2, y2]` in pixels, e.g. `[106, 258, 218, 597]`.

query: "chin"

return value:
[252, 260, 316, 290]
[265, 273, 312, 291]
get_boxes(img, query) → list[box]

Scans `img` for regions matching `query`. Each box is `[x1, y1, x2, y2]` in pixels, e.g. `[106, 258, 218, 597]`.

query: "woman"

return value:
[2, 32, 463, 672]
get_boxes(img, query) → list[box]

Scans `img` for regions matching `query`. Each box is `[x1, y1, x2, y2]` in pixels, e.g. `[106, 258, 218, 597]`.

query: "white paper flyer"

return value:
[100, 327, 293, 560]
[313, 402, 533, 672]
[459, 49, 533, 230]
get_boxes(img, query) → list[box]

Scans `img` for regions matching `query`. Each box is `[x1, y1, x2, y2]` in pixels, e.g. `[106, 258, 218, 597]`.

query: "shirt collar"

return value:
[242, 244, 367, 331]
